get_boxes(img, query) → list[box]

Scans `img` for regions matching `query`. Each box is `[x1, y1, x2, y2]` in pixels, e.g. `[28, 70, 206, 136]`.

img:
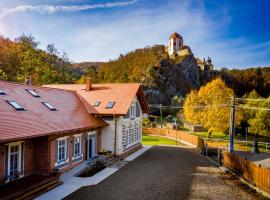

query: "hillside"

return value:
[76, 45, 270, 104]
[0, 35, 81, 84]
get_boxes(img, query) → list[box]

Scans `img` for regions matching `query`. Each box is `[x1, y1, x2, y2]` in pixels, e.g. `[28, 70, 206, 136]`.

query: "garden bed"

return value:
[77, 161, 106, 177]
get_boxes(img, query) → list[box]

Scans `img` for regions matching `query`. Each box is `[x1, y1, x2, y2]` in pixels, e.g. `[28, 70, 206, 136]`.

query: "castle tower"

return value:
[168, 32, 183, 55]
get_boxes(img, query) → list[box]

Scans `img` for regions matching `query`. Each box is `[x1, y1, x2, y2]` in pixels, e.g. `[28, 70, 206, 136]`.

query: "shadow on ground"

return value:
[64, 146, 262, 200]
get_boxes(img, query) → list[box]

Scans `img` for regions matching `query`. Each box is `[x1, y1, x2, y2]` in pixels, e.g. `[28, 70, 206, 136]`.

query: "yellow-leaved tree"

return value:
[184, 78, 242, 133]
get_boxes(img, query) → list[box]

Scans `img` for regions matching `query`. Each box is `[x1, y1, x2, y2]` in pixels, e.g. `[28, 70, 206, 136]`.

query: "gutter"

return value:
[114, 115, 117, 156]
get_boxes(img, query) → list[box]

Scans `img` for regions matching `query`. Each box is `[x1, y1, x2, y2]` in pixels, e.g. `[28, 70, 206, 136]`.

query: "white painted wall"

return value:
[168, 37, 183, 55]
[100, 96, 144, 156]
[100, 119, 115, 153]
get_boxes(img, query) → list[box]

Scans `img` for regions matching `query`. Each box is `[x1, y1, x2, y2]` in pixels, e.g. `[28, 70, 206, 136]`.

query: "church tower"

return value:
[168, 32, 183, 55]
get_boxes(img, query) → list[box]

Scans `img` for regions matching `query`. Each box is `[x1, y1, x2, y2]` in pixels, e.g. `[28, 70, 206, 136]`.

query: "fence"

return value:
[143, 128, 204, 149]
[143, 127, 270, 195]
[222, 151, 270, 194]
[204, 138, 270, 153]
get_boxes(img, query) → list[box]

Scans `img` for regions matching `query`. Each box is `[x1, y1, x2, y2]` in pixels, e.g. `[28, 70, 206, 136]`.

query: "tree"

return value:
[248, 96, 270, 136]
[183, 78, 242, 133]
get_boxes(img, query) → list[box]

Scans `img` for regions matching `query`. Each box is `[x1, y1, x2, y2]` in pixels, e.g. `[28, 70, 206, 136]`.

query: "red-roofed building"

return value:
[0, 79, 149, 188]
[0, 81, 107, 186]
[44, 78, 149, 157]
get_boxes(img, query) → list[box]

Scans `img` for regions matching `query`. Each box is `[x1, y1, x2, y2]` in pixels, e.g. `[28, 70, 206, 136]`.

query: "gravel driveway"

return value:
[64, 146, 262, 200]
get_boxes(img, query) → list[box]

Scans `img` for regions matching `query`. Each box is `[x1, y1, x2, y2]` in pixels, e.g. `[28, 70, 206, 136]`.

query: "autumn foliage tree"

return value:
[184, 78, 242, 133]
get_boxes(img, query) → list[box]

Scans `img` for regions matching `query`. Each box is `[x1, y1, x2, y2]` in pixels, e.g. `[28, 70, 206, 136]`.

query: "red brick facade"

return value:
[0, 128, 102, 184]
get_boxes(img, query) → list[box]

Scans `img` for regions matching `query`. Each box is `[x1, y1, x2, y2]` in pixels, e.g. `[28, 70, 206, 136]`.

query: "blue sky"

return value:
[0, 0, 269, 68]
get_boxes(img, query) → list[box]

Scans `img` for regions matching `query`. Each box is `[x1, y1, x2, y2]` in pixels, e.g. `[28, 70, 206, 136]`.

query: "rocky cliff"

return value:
[141, 54, 201, 105]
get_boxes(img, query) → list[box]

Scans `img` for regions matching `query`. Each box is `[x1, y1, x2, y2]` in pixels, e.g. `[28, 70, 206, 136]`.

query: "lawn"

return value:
[142, 134, 183, 146]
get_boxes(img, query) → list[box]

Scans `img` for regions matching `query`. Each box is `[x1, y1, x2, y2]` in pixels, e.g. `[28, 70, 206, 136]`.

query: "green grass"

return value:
[142, 134, 182, 146]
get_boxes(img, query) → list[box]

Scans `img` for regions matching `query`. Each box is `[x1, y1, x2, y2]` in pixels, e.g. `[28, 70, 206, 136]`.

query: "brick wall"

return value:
[0, 144, 6, 184]
[33, 137, 50, 176]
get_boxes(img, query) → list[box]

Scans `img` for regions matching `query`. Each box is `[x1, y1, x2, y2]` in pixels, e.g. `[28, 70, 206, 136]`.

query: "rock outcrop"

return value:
[142, 54, 200, 105]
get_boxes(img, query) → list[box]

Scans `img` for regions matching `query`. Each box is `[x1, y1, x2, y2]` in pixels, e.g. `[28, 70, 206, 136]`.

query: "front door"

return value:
[87, 133, 96, 160]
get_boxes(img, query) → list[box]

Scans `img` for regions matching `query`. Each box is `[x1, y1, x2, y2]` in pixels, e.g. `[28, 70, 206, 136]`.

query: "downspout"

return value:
[114, 115, 117, 156]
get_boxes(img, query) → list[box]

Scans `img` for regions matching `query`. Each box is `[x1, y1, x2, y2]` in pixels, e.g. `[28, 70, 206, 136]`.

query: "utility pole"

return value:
[229, 96, 236, 153]
[160, 104, 163, 128]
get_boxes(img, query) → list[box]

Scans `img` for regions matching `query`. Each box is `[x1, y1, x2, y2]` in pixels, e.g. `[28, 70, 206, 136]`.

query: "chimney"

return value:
[86, 77, 92, 91]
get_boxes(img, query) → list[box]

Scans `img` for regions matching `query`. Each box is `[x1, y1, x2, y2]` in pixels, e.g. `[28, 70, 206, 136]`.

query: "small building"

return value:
[44, 79, 149, 157]
[167, 32, 183, 55]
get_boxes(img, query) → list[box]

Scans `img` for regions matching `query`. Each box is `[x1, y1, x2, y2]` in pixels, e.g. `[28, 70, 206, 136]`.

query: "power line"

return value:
[237, 105, 270, 111]
[149, 104, 230, 109]
[235, 97, 268, 102]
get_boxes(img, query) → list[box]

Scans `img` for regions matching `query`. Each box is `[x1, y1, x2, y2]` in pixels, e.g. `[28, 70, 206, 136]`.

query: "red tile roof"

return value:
[170, 32, 182, 39]
[43, 83, 149, 116]
[0, 81, 107, 142]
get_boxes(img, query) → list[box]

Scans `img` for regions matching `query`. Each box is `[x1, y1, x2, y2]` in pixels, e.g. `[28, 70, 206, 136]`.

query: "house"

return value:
[0, 81, 107, 186]
[44, 78, 149, 157]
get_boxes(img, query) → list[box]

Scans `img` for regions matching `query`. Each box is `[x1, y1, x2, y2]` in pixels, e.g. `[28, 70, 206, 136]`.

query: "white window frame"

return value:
[56, 137, 69, 166]
[130, 103, 136, 118]
[72, 134, 83, 160]
[6, 141, 24, 182]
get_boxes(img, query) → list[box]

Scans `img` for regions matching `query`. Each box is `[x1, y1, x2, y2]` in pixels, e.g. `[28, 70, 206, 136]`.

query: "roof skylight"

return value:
[94, 101, 101, 106]
[0, 90, 6, 95]
[7, 100, 24, 111]
[26, 89, 40, 97]
[106, 101, 115, 109]
[42, 102, 57, 111]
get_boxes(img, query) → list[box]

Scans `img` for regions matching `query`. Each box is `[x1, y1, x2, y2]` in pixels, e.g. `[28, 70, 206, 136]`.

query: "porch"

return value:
[0, 174, 62, 200]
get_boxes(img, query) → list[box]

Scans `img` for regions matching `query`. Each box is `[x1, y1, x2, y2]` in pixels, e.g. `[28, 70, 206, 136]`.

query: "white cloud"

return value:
[0, 0, 269, 68]
[0, 0, 138, 18]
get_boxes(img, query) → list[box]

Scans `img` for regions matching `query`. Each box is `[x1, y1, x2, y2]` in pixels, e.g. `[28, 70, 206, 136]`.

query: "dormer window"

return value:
[42, 102, 57, 111]
[7, 101, 24, 111]
[0, 90, 6, 95]
[25, 89, 40, 97]
[106, 102, 115, 109]
[94, 101, 101, 107]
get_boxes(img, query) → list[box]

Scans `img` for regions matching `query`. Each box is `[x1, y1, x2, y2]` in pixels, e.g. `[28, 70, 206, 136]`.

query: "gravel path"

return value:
[64, 146, 262, 200]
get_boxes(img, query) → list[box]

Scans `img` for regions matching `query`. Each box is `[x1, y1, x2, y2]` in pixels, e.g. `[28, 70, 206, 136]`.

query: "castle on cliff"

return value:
[165, 32, 213, 71]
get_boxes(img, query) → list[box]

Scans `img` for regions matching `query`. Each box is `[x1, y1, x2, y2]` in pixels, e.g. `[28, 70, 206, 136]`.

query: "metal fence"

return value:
[204, 138, 270, 153]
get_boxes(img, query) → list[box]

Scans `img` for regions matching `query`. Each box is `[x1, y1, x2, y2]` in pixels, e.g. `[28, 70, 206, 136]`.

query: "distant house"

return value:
[45, 78, 149, 157]
[0, 79, 148, 187]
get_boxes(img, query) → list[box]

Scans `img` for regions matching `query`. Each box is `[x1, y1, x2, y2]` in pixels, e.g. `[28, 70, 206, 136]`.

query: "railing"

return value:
[204, 138, 270, 153]
[222, 151, 270, 194]
[143, 128, 204, 149]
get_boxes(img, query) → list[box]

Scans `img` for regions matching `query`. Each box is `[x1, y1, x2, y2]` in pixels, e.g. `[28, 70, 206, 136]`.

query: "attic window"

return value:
[0, 90, 6, 95]
[106, 101, 115, 109]
[7, 101, 24, 111]
[25, 89, 40, 97]
[94, 101, 101, 106]
[42, 102, 57, 111]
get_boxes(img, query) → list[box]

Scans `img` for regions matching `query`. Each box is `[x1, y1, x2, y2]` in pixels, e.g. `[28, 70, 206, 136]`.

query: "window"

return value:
[10, 145, 19, 176]
[7, 101, 24, 111]
[94, 101, 101, 107]
[58, 139, 67, 162]
[42, 102, 57, 111]
[136, 102, 141, 117]
[106, 101, 115, 109]
[7, 142, 24, 180]
[25, 89, 40, 97]
[0, 90, 6, 95]
[73, 135, 82, 158]
[130, 103, 136, 118]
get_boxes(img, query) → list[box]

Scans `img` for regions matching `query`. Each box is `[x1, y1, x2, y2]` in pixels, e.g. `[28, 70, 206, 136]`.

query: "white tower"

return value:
[168, 32, 183, 55]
